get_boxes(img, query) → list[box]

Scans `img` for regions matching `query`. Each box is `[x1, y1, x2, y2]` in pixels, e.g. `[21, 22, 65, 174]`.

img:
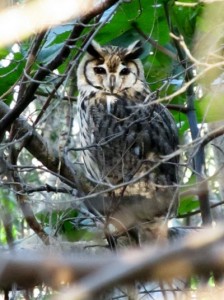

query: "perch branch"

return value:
[0, 226, 224, 296]
[0, 100, 84, 192]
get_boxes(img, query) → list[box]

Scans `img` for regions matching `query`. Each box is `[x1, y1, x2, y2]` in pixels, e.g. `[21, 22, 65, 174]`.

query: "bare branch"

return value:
[0, 100, 84, 192]
[166, 103, 188, 113]
[0, 0, 94, 46]
[17, 31, 47, 102]
[53, 225, 224, 300]
[202, 124, 224, 147]
[0, 226, 224, 297]
[133, 23, 178, 61]
[9, 142, 50, 245]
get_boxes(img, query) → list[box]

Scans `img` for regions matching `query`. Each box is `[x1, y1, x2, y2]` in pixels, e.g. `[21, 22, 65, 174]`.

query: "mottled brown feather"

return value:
[77, 41, 179, 244]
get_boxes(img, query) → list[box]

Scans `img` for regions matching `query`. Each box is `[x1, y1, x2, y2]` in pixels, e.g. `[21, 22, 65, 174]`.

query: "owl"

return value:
[77, 40, 179, 244]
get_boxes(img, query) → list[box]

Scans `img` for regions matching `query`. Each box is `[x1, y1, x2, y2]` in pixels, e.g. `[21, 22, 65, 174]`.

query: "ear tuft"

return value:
[86, 40, 103, 59]
[124, 40, 144, 61]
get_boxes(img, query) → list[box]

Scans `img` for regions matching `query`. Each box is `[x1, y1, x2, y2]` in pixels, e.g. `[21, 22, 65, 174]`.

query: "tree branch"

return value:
[9, 140, 50, 245]
[166, 103, 188, 113]
[0, 226, 224, 297]
[132, 22, 177, 60]
[17, 31, 47, 102]
[52, 225, 224, 300]
[0, 101, 84, 192]
[202, 124, 224, 147]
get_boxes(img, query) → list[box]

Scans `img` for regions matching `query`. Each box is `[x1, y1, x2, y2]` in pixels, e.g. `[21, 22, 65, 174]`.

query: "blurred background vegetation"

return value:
[0, 0, 224, 299]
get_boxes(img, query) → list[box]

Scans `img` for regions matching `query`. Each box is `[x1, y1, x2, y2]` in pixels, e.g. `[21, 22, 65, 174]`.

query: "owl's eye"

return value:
[94, 67, 106, 75]
[120, 68, 130, 75]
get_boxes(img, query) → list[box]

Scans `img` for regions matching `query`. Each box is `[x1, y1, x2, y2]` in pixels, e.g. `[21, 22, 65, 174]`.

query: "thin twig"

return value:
[9, 143, 50, 245]
[132, 22, 177, 61]
[17, 31, 47, 102]
[0, 100, 84, 191]
[166, 104, 188, 113]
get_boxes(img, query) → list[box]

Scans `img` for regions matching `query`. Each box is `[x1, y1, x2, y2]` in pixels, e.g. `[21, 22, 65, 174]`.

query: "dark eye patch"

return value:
[94, 67, 106, 75]
[120, 67, 130, 75]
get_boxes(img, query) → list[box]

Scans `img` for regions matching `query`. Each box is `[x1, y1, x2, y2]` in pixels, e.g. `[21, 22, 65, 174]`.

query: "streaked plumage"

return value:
[77, 40, 179, 243]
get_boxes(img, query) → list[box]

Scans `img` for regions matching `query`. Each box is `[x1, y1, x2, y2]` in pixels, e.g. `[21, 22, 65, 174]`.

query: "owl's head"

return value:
[77, 40, 147, 94]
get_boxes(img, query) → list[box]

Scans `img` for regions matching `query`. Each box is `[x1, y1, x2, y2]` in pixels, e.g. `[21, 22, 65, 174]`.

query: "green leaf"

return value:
[178, 196, 200, 215]
[37, 43, 64, 64]
[0, 189, 16, 213]
[97, 0, 169, 45]
[0, 189, 17, 244]
[178, 173, 200, 215]
[0, 52, 25, 103]
[172, 0, 203, 44]
[0, 48, 10, 60]
[195, 93, 224, 123]
[37, 24, 74, 64]
[44, 24, 73, 48]
[36, 209, 78, 227]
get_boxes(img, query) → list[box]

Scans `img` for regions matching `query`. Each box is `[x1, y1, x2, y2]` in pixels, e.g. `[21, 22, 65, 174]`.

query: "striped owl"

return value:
[77, 40, 179, 244]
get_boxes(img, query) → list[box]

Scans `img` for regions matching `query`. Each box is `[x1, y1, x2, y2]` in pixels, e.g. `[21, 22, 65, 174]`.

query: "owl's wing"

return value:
[126, 102, 179, 184]
[152, 104, 179, 184]
[153, 104, 179, 158]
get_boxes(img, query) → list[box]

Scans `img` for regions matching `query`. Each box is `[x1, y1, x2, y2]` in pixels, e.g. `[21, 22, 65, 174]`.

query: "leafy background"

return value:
[0, 0, 224, 298]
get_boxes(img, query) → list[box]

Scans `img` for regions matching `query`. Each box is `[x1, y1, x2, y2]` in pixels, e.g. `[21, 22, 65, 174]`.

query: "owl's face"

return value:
[77, 40, 147, 95]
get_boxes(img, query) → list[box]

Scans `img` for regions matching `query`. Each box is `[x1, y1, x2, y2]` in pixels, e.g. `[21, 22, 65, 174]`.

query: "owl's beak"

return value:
[109, 74, 116, 93]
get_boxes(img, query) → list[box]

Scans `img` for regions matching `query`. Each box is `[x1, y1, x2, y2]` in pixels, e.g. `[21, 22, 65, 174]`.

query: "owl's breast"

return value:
[78, 94, 136, 182]
[105, 95, 116, 114]
[78, 92, 177, 187]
